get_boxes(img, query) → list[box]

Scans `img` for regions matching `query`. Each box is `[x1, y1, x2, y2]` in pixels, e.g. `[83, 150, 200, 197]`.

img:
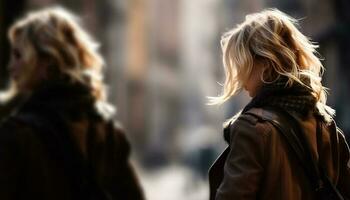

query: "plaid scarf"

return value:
[242, 78, 317, 117]
[223, 78, 318, 143]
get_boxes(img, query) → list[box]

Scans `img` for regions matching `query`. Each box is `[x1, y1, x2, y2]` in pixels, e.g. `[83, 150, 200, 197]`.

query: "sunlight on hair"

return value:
[208, 8, 334, 123]
[4, 6, 106, 101]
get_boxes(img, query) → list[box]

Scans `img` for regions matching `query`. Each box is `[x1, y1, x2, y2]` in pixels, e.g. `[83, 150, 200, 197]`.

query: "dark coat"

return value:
[209, 108, 350, 200]
[0, 80, 144, 200]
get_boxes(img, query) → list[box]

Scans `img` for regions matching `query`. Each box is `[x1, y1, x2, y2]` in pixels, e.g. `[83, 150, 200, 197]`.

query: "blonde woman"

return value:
[0, 7, 144, 200]
[209, 9, 350, 200]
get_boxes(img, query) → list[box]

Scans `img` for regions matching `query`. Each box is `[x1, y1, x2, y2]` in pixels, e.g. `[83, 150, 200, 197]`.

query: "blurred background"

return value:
[1, 0, 349, 199]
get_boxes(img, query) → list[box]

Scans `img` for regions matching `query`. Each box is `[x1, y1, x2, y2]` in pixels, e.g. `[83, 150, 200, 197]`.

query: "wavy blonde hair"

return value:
[210, 8, 334, 122]
[4, 7, 107, 103]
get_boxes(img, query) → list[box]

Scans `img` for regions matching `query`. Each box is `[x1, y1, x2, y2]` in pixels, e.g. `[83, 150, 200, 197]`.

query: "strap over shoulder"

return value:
[246, 107, 322, 185]
[244, 107, 310, 173]
[244, 107, 346, 200]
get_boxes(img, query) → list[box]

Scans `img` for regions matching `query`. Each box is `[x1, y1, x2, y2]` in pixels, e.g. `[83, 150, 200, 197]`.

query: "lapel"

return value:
[208, 146, 230, 200]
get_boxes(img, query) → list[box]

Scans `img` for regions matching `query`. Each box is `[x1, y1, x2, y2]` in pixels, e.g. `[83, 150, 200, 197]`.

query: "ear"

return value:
[260, 62, 276, 83]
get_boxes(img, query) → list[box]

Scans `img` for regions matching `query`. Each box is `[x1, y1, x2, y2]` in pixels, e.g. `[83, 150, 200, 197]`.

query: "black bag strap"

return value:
[246, 107, 320, 188]
[245, 107, 345, 200]
[315, 119, 346, 199]
[12, 109, 112, 200]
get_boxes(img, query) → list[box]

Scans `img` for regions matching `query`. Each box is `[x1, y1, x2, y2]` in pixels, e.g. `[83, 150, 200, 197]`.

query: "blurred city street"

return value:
[1, 0, 350, 199]
[139, 165, 209, 200]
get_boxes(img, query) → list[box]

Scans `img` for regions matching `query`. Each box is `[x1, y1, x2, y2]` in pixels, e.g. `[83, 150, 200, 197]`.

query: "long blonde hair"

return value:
[210, 8, 334, 122]
[4, 7, 107, 103]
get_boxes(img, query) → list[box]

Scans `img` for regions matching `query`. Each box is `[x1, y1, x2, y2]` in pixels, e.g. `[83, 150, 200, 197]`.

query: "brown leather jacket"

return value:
[209, 108, 350, 200]
[0, 81, 144, 200]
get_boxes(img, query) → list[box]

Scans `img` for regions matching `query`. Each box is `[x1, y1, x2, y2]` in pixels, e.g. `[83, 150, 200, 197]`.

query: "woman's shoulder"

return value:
[225, 108, 274, 143]
[99, 119, 132, 156]
[231, 108, 274, 130]
[0, 114, 41, 152]
[0, 114, 33, 134]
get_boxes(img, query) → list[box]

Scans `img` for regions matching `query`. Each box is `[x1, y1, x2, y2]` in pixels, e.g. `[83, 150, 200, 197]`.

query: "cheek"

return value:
[244, 72, 258, 89]
[9, 58, 23, 78]
[245, 71, 263, 96]
[15, 66, 37, 92]
[244, 80, 252, 91]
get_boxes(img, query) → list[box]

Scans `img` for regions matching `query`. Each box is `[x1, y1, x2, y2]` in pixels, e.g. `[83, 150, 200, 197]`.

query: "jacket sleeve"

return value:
[0, 120, 24, 200]
[216, 115, 270, 200]
[337, 130, 350, 199]
[106, 124, 145, 200]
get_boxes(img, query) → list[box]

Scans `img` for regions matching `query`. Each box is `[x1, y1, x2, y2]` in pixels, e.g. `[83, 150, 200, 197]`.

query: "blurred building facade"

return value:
[1, 0, 350, 199]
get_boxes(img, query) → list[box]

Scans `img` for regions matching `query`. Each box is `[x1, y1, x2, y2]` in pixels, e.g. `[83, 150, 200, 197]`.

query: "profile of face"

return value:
[8, 40, 48, 92]
[8, 42, 24, 81]
[243, 64, 265, 97]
